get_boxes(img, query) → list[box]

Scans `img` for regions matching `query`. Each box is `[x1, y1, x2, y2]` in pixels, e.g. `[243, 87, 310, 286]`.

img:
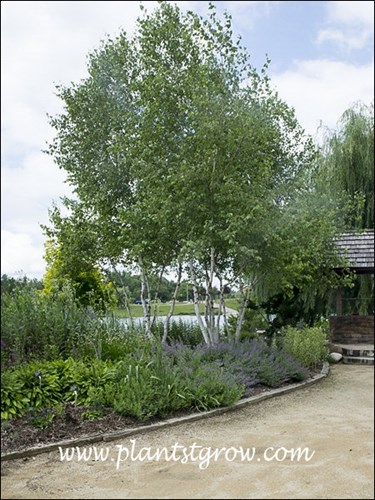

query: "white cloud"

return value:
[272, 59, 374, 140]
[1, 151, 73, 276]
[1, 1, 160, 157]
[1, 1, 160, 278]
[2, 152, 72, 227]
[174, 1, 280, 25]
[1, 230, 46, 278]
[221, 1, 280, 29]
[325, 1, 374, 28]
[317, 27, 372, 51]
[316, 0, 374, 51]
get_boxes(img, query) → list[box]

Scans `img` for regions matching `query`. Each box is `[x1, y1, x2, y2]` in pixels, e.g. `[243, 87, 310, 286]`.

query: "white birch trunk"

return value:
[110, 262, 134, 328]
[204, 271, 210, 339]
[217, 277, 229, 340]
[140, 263, 152, 338]
[150, 266, 165, 330]
[190, 262, 210, 345]
[162, 263, 182, 343]
[235, 278, 252, 342]
[208, 247, 218, 344]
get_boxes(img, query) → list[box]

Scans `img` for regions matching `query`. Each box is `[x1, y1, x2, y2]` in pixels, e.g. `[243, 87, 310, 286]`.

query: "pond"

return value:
[114, 314, 229, 328]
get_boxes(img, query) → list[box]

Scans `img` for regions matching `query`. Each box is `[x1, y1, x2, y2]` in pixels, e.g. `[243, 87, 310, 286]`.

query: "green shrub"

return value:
[1, 286, 87, 366]
[282, 325, 329, 367]
[175, 362, 245, 411]
[2, 342, 245, 422]
[164, 339, 308, 394]
[1, 361, 67, 418]
[154, 319, 204, 347]
[87, 350, 185, 421]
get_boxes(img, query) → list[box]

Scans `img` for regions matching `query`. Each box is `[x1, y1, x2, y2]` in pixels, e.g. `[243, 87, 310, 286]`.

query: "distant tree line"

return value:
[1, 275, 43, 296]
[0, 272, 225, 305]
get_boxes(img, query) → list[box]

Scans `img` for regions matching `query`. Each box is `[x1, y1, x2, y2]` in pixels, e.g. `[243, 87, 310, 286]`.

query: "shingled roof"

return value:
[334, 230, 374, 273]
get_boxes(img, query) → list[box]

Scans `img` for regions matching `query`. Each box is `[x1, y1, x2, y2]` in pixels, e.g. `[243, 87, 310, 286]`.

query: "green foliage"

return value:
[97, 328, 146, 361]
[2, 342, 243, 422]
[282, 325, 329, 368]
[1, 285, 85, 367]
[81, 403, 107, 421]
[27, 406, 62, 430]
[311, 102, 374, 322]
[1, 358, 115, 419]
[2, 331, 309, 423]
[42, 238, 116, 312]
[175, 363, 244, 411]
[88, 352, 184, 421]
[0, 283, 131, 368]
[339, 273, 374, 316]
[1, 371, 30, 420]
[317, 102, 374, 229]
[109, 270, 180, 304]
[257, 351, 306, 387]
[237, 307, 269, 341]
[1, 274, 43, 296]
[245, 287, 333, 341]
[1, 363, 63, 420]
[165, 339, 308, 393]
[155, 319, 204, 347]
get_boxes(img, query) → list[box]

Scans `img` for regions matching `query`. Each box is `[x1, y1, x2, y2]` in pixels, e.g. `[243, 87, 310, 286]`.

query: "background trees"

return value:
[251, 102, 374, 332]
[0, 275, 43, 296]
[317, 102, 374, 230]
[315, 102, 374, 316]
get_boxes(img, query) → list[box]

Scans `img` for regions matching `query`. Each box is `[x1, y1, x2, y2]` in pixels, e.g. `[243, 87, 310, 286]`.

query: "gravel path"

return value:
[1, 364, 373, 499]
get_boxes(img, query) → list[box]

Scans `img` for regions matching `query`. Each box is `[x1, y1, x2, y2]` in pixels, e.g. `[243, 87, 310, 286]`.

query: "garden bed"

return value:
[1, 368, 321, 456]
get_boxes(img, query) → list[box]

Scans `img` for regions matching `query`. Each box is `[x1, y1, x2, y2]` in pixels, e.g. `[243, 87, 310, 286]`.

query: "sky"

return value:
[1, 0, 374, 279]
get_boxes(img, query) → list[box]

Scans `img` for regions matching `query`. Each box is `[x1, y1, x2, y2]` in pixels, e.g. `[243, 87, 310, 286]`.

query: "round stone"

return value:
[329, 352, 343, 363]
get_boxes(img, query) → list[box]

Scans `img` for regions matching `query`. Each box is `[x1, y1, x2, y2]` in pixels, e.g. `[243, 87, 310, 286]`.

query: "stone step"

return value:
[329, 342, 374, 352]
[342, 347, 374, 358]
[342, 356, 374, 365]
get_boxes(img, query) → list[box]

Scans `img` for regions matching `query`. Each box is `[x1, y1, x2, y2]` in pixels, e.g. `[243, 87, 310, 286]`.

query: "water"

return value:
[115, 314, 228, 327]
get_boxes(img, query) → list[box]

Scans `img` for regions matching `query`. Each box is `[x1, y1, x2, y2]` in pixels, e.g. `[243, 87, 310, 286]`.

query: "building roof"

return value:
[334, 230, 374, 273]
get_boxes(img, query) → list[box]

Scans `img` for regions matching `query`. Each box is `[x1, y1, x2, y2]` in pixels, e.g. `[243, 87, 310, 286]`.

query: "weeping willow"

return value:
[317, 102, 374, 316]
[318, 102, 374, 229]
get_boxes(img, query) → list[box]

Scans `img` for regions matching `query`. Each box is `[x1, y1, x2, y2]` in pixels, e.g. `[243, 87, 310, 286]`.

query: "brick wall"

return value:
[329, 315, 374, 344]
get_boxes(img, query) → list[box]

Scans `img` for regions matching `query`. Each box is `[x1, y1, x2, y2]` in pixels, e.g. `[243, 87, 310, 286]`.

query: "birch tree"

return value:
[46, 2, 341, 343]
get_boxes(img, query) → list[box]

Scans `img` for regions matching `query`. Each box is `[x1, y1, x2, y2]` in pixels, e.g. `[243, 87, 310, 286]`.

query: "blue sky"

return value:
[216, 1, 330, 70]
[1, 1, 374, 278]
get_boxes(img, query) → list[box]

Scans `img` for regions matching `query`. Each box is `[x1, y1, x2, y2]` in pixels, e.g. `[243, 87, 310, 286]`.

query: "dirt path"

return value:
[1, 364, 373, 499]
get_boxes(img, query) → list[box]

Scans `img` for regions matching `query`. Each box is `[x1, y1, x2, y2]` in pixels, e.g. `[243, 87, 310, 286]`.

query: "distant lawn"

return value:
[113, 303, 204, 318]
[113, 299, 240, 318]
[224, 298, 240, 311]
